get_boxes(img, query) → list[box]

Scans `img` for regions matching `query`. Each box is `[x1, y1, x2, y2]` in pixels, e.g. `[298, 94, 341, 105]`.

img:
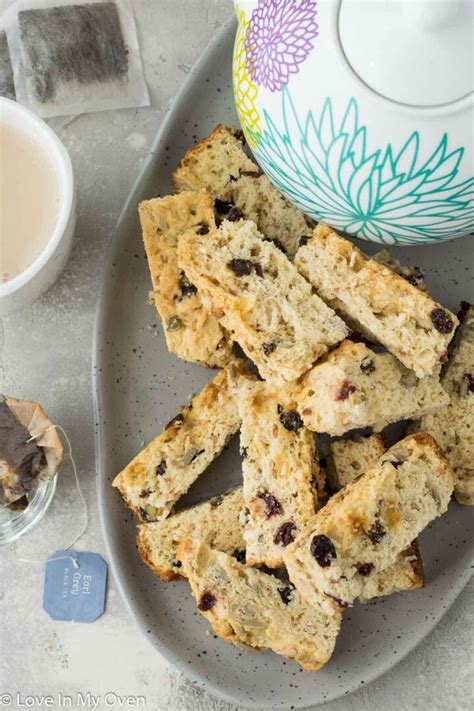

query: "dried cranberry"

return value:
[232, 549, 246, 564]
[324, 593, 349, 609]
[358, 563, 375, 576]
[263, 237, 287, 254]
[368, 520, 386, 544]
[430, 308, 454, 334]
[262, 342, 277, 356]
[214, 198, 234, 214]
[278, 584, 295, 605]
[240, 169, 263, 178]
[196, 222, 210, 235]
[273, 521, 297, 547]
[299, 235, 310, 248]
[257, 491, 282, 518]
[360, 357, 375, 375]
[227, 206, 244, 222]
[198, 591, 217, 611]
[227, 258, 263, 277]
[462, 372, 474, 394]
[277, 404, 303, 432]
[155, 460, 166, 476]
[165, 413, 184, 429]
[310, 535, 337, 567]
[336, 380, 357, 401]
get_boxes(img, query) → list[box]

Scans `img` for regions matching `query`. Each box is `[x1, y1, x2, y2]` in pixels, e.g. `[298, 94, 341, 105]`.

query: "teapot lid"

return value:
[339, 0, 473, 106]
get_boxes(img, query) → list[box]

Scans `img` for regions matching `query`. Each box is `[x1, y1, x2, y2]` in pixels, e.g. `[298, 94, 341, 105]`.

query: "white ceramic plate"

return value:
[93, 17, 474, 709]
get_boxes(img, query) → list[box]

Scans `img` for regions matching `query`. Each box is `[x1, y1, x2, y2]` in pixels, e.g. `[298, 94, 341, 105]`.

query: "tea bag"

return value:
[0, 30, 15, 99]
[0, 395, 63, 507]
[5, 0, 149, 117]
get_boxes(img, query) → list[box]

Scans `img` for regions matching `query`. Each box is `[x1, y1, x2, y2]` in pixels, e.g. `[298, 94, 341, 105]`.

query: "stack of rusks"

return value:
[113, 126, 473, 671]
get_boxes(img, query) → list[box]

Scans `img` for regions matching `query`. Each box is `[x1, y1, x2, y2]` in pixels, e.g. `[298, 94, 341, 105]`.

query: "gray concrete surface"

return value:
[0, 1, 472, 709]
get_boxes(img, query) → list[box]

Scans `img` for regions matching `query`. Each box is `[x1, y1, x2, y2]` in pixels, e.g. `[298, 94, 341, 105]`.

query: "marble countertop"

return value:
[0, 1, 472, 709]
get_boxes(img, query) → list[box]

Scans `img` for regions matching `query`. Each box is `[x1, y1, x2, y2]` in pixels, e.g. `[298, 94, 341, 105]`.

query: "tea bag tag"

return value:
[43, 550, 107, 622]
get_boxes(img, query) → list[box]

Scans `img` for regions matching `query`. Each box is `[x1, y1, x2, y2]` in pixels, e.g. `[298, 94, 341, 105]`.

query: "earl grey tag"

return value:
[43, 550, 107, 622]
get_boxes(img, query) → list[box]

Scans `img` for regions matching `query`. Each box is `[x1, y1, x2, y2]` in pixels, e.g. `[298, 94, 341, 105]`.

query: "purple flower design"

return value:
[245, 0, 319, 92]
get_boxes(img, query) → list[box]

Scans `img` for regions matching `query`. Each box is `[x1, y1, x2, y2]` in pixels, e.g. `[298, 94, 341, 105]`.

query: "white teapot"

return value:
[232, 0, 473, 244]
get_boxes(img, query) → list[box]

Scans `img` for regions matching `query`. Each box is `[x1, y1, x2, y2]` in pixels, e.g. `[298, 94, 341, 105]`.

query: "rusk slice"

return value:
[326, 434, 387, 492]
[178, 538, 341, 671]
[237, 382, 319, 568]
[137, 488, 244, 581]
[293, 340, 449, 435]
[177, 219, 348, 384]
[284, 433, 454, 614]
[172, 124, 311, 257]
[139, 190, 232, 367]
[414, 304, 474, 505]
[113, 359, 253, 521]
[295, 224, 458, 377]
[325, 434, 424, 600]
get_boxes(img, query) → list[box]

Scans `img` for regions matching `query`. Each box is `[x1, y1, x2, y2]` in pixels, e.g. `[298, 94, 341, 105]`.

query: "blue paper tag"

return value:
[43, 550, 107, 622]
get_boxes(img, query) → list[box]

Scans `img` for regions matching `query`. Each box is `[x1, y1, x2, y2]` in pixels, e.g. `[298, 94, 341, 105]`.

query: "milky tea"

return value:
[0, 123, 60, 282]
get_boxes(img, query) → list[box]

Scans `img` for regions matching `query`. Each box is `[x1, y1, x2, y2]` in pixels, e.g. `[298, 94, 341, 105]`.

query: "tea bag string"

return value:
[17, 424, 88, 569]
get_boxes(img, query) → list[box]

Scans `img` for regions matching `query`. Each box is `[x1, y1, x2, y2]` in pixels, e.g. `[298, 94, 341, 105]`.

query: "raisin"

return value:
[240, 169, 263, 178]
[257, 491, 282, 518]
[196, 222, 210, 235]
[140, 488, 152, 498]
[358, 562, 375, 576]
[165, 413, 184, 430]
[457, 301, 471, 320]
[172, 559, 182, 568]
[177, 272, 197, 299]
[310, 535, 337, 567]
[462, 372, 474, 394]
[430, 308, 454, 334]
[227, 206, 244, 222]
[240, 446, 248, 459]
[232, 549, 246, 564]
[324, 593, 349, 609]
[299, 235, 310, 248]
[263, 237, 287, 254]
[155, 460, 166, 476]
[273, 521, 297, 547]
[336, 380, 357, 401]
[210, 494, 224, 507]
[214, 198, 234, 214]
[234, 129, 245, 143]
[261, 341, 277, 356]
[277, 583, 295, 605]
[277, 404, 303, 432]
[198, 591, 217, 611]
[404, 266, 425, 288]
[227, 258, 263, 277]
[368, 520, 386, 544]
[360, 357, 375, 374]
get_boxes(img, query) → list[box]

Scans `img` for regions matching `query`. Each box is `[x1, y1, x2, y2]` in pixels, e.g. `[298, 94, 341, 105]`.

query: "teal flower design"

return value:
[247, 89, 474, 244]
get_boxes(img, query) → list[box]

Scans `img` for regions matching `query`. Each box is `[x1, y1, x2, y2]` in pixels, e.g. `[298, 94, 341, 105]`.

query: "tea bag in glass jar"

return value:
[0, 395, 63, 508]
